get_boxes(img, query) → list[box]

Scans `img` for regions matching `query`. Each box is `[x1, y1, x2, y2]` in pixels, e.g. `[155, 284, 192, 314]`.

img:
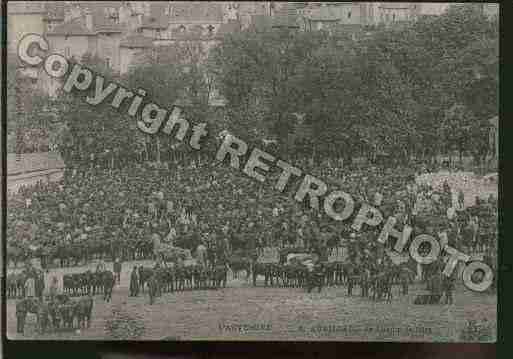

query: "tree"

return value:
[7, 53, 54, 153]
[122, 44, 213, 164]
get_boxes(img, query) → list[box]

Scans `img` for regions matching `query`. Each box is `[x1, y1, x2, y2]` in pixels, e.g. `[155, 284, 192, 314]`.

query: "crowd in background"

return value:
[7, 153, 498, 283]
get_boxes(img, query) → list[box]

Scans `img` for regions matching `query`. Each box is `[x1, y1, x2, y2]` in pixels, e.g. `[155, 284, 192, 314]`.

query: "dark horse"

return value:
[16, 297, 41, 334]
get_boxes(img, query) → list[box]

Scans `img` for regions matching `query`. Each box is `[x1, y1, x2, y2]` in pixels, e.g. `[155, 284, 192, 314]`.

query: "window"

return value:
[393, 13, 396, 21]
[65, 47, 71, 57]
[348, 11, 351, 19]
[179, 25, 186, 33]
[105, 57, 111, 68]
[65, 35, 69, 40]
[156, 29, 161, 38]
[207, 24, 215, 35]
[30, 78, 38, 85]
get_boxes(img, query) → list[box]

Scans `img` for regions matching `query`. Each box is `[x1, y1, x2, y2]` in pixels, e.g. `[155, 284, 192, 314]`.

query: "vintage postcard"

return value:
[4, 1, 498, 342]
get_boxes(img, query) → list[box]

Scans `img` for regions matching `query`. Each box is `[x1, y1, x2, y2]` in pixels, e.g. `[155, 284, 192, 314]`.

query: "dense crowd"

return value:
[6, 152, 497, 279]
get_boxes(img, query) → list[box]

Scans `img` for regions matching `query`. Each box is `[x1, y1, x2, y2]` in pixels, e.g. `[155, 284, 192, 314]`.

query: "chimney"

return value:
[84, 9, 93, 31]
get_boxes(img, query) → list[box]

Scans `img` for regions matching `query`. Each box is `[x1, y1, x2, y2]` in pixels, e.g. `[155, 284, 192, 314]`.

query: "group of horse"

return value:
[62, 270, 117, 302]
[248, 260, 414, 302]
[10, 267, 113, 336]
[15, 294, 94, 335]
[136, 263, 229, 304]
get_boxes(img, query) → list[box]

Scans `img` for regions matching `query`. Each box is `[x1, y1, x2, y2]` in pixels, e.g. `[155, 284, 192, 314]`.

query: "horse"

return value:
[138, 267, 154, 293]
[16, 297, 41, 334]
[74, 295, 94, 328]
[305, 265, 324, 293]
[227, 255, 252, 281]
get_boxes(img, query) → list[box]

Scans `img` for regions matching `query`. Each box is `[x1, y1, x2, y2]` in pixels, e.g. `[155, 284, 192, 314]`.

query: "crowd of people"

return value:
[7, 152, 498, 290]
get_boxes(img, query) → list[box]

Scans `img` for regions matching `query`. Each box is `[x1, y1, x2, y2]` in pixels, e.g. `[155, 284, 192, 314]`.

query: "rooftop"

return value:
[170, 2, 224, 23]
[140, 2, 170, 29]
[43, 2, 65, 21]
[379, 3, 415, 10]
[46, 17, 96, 36]
[272, 3, 301, 28]
[302, 6, 342, 21]
[120, 34, 154, 48]
[87, 6, 125, 33]
[8, 2, 47, 14]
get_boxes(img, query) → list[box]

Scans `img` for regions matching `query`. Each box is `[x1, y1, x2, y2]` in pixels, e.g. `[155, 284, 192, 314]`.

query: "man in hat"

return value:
[96, 258, 106, 273]
[129, 265, 140, 297]
[24, 272, 36, 298]
[113, 258, 122, 284]
[196, 240, 207, 267]
[49, 276, 59, 302]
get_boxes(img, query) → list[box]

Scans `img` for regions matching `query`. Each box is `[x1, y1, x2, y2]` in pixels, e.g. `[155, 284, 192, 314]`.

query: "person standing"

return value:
[129, 266, 139, 297]
[113, 258, 122, 284]
[196, 241, 207, 267]
[96, 258, 106, 273]
[49, 276, 59, 302]
[34, 270, 45, 300]
[442, 271, 455, 305]
[24, 275, 35, 298]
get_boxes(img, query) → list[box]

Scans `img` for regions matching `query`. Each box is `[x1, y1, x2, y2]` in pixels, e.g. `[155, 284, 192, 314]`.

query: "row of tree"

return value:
[7, 4, 498, 169]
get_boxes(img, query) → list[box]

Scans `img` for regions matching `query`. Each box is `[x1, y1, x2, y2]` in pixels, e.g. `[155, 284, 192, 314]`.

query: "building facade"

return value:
[9, 2, 467, 104]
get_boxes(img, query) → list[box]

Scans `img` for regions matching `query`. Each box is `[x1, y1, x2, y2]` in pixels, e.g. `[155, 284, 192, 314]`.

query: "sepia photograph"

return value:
[4, 1, 498, 343]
